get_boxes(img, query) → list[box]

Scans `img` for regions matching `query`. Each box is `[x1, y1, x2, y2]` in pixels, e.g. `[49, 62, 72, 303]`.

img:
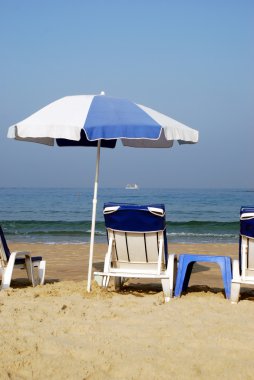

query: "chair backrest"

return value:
[240, 207, 254, 278]
[103, 203, 168, 272]
[0, 226, 10, 266]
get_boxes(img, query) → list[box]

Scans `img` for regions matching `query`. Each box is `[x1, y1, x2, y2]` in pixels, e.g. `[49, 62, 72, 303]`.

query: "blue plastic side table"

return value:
[174, 254, 232, 299]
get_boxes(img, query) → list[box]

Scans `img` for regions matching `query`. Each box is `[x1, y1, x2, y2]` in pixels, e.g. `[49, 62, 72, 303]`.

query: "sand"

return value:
[1, 242, 254, 379]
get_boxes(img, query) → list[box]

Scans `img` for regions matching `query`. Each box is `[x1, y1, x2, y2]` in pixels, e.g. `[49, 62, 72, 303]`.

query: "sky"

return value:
[0, 0, 253, 189]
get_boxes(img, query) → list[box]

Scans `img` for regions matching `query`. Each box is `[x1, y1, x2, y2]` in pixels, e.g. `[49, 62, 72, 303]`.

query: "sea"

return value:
[0, 187, 254, 245]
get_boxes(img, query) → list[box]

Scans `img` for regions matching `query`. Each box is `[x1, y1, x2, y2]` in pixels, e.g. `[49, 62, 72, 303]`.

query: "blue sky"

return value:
[0, 0, 253, 188]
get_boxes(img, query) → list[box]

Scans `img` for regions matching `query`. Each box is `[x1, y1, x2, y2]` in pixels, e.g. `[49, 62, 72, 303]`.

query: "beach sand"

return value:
[1, 242, 254, 379]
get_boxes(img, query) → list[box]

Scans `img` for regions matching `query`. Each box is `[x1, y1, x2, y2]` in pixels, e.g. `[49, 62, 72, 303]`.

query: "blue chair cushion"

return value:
[104, 202, 166, 232]
[240, 206, 254, 239]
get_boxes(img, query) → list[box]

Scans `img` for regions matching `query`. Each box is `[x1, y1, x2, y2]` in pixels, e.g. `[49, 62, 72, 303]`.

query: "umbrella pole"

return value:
[87, 140, 101, 292]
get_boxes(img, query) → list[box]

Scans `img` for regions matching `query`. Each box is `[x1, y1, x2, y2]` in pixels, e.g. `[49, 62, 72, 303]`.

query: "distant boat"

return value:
[125, 184, 139, 190]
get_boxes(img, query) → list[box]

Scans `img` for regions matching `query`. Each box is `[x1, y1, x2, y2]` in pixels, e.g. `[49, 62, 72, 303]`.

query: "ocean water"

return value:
[0, 188, 254, 244]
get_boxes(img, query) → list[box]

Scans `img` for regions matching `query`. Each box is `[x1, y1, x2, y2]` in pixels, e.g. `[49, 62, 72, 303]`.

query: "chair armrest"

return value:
[8, 251, 32, 269]
[10, 251, 32, 258]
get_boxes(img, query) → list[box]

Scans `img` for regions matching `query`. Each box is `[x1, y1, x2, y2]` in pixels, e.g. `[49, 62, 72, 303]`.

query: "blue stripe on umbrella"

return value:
[83, 96, 162, 140]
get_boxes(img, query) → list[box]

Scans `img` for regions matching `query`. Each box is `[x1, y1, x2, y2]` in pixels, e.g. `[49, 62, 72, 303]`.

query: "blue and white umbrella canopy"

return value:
[7, 93, 199, 292]
[8, 93, 198, 147]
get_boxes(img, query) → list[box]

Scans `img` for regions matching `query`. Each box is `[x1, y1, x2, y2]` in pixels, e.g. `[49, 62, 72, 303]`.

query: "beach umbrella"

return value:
[7, 92, 199, 291]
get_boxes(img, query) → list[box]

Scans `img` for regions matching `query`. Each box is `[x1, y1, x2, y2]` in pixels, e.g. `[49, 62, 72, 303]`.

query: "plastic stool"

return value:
[174, 254, 232, 299]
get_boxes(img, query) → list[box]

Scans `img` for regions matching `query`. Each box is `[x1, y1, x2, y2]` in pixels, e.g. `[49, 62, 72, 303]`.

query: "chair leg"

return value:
[232, 259, 241, 281]
[173, 257, 178, 287]
[165, 254, 176, 299]
[231, 282, 240, 303]
[182, 262, 194, 292]
[231, 259, 241, 303]
[114, 277, 123, 291]
[25, 256, 36, 286]
[94, 274, 110, 288]
[1, 256, 16, 289]
[161, 278, 172, 302]
[217, 257, 232, 299]
[1, 268, 13, 289]
[102, 275, 110, 287]
[174, 255, 194, 297]
[174, 256, 184, 297]
[38, 260, 46, 285]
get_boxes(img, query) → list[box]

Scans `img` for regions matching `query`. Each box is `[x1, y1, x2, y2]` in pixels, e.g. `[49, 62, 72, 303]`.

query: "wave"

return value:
[166, 220, 239, 233]
[166, 220, 239, 227]
[168, 232, 237, 237]
[0, 219, 240, 243]
[0, 220, 104, 237]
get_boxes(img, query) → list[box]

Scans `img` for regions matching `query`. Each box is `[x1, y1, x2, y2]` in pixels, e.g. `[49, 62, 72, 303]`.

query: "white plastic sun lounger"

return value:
[0, 225, 46, 289]
[94, 203, 176, 302]
[231, 207, 254, 303]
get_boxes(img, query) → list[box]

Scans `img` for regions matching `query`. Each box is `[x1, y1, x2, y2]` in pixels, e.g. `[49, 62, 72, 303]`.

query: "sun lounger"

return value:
[231, 207, 254, 303]
[0, 225, 46, 289]
[94, 203, 176, 302]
